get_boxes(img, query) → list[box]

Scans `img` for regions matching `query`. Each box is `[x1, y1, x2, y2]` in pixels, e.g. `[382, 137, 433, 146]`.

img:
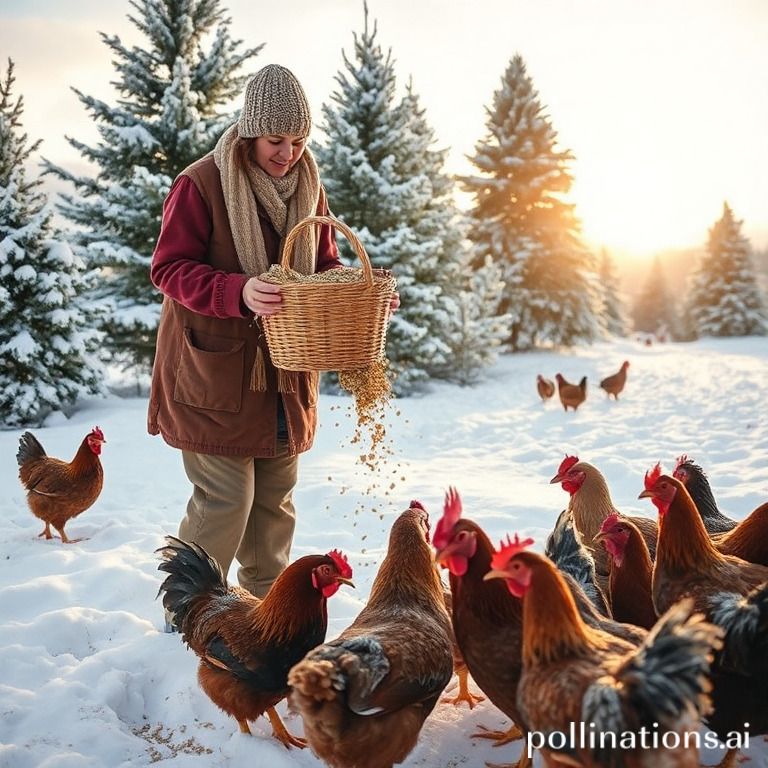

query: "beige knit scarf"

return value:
[213, 124, 321, 392]
[213, 124, 321, 277]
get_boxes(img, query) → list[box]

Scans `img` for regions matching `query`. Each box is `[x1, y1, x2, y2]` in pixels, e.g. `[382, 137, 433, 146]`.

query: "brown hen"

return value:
[17, 427, 105, 543]
[598, 360, 630, 399]
[536, 374, 555, 401]
[288, 504, 453, 768]
[555, 373, 587, 411]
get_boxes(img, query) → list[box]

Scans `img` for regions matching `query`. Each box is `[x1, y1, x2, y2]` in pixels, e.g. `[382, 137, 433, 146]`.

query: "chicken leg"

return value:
[266, 706, 306, 749]
[441, 666, 485, 709]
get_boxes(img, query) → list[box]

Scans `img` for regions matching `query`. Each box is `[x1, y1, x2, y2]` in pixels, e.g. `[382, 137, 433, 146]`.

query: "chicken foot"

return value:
[442, 667, 485, 709]
[37, 523, 83, 543]
[472, 722, 523, 745]
[266, 706, 307, 749]
[37, 522, 54, 539]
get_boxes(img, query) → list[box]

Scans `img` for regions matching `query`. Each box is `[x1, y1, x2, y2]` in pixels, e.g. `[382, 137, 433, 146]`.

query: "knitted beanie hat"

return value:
[237, 64, 312, 138]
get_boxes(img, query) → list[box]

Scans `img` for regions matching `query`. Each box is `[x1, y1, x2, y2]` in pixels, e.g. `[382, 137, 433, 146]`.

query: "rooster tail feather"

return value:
[156, 536, 228, 632]
[578, 375, 587, 390]
[711, 583, 768, 674]
[17, 431, 46, 466]
[586, 598, 722, 742]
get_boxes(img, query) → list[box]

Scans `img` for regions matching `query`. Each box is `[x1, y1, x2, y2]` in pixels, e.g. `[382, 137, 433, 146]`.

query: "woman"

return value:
[148, 64, 341, 603]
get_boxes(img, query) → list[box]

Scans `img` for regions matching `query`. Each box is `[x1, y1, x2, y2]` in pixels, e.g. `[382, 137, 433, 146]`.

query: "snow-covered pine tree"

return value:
[631, 255, 678, 339]
[44, 0, 261, 370]
[442, 254, 510, 386]
[685, 202, 767, 338]
[0, 60, 101, 427]
[315, 6, 476, 393]
[598, 247, 627, 336]
[463, 54, 602, 351]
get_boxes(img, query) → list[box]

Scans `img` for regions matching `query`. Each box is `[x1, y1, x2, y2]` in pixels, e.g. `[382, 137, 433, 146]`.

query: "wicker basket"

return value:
[261, 215, 396, 371]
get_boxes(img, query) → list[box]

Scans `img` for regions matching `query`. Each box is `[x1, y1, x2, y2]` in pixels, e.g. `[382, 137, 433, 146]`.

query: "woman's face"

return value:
[254, 134, 306, 177]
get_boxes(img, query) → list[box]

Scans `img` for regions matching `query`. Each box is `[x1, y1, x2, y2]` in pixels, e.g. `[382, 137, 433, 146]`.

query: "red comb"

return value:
[91, 426, 104, 440]
[490, 533, 534, 571]
[557, 455, 579, 474]
[644, 463, 662, 490]
[409, 500, 426, 512]
[600, 512, 621, 534]
[433, 487, 462, 549]
[674, 455, 689, 470]
[327, 549, 352, 579]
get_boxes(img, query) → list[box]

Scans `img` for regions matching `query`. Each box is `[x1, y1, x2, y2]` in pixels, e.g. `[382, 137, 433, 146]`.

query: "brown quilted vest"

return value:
[147, 153, 323, 457]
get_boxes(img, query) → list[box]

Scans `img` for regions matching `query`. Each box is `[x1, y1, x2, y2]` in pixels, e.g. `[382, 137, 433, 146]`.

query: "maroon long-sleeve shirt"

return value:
[151, 174, 340, 317]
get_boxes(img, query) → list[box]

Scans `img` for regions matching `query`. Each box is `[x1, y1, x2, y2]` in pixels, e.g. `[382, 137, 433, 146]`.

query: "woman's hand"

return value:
[242, 276, 282, 316]
[389, 292, 400, 315]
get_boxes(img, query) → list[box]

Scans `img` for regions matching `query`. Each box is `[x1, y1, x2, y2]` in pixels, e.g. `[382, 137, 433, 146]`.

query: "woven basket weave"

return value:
[261, 215, 396, 372]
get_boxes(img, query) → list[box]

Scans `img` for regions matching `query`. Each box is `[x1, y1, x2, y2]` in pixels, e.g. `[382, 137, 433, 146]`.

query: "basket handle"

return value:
[281, 215, 374, 287]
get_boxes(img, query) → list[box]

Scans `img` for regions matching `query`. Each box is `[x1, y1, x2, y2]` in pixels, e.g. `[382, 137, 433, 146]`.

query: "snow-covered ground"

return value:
[1, 337, 766, 768]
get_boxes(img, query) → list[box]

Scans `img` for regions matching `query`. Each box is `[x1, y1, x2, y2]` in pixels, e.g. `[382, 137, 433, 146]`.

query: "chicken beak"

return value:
[637, 490, 652, 499]
[336, 577, 355, 589]
[549, 473, 563, 484]
[592, 531, 607, 547]
[482, 568, 508, 582]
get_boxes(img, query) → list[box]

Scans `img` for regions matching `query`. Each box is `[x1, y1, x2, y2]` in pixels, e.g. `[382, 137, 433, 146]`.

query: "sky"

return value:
[1, 0, 767, 258]
[1, 335, 767, 767]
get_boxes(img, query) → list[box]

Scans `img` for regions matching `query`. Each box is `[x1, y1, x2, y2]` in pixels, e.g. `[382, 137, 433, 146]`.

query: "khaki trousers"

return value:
[179, 445, 299, 599]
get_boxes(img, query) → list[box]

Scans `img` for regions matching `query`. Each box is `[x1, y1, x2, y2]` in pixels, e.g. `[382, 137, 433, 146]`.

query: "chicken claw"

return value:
[441, 667, 485, 709]
[266, 707, 306, 749]
[471, 722, 523, 745]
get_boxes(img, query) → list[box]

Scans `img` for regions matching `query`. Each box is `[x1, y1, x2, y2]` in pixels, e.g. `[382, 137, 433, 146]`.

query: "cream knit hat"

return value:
[237, 64, 312, 138]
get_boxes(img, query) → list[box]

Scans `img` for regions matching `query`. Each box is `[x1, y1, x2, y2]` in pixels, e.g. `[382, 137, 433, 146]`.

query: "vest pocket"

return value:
[174, 328, 245, 413]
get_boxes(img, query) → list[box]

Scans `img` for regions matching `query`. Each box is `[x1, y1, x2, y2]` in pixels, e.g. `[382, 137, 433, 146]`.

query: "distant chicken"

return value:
[550, 455, 657, 591]
[598, 360, 630, 399]
[157, 537, 353, 746]
[555, 373, 587, 411]
[17, 427, 106, 543]
[639, 466, 768, 755]
[288, 504, 453, 768]
[484, 537, 722, 768]
[536, 374, 555, 402]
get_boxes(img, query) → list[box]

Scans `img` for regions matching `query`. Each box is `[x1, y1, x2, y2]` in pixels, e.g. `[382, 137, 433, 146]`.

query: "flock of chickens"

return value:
[538, 360, 631, 411]
[16, 425, 767, 768]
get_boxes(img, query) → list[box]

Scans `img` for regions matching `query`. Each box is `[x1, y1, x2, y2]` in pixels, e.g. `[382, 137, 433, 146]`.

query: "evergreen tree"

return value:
[685, 203, 767, 338]
[0, 60, 101, 427]
[631, 256, 678, 339]
[441, 254, 510, 385]
[598, 247, 627, 336]
[463, 54, 602, 350]
[44, 0, 261, 370]
[315, 6, 481, 393]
